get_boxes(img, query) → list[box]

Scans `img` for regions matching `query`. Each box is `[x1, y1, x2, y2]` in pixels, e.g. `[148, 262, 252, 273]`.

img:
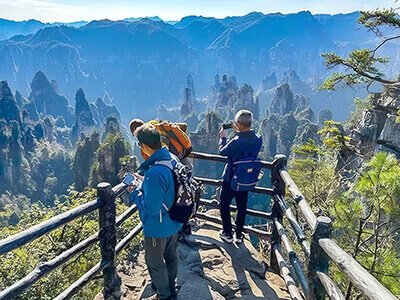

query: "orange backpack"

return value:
[153, 122, 192, 160]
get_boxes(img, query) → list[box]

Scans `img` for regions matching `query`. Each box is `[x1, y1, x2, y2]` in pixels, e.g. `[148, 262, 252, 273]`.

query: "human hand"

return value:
[133, 172, 144, 181]
[219, 127, 227, 138]
[127, 181, 137, 193]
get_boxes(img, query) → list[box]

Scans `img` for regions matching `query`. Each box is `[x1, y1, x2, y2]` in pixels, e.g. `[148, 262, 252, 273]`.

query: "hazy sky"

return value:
[0, 0, 396, 22]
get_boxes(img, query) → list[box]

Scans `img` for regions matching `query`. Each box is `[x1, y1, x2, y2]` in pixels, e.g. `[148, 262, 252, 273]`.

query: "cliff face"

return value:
[215, 76, 259, 118]
[0, 82, 23, 191]
[0, 72, 126, 204]
[71, 88, 96, 144]
[350, 84, 400, 155]
[95, 97, 121, 125]
[29, 71, 74, 126]
[334, 84, 400, 183]
[190, 112, 224, 180]
[216, 75, 239, 108]
[259, 83, 326, 160]
[0, 81, 21, 124]
[180, 88, 194, 118]
[158, 74, 202, 126]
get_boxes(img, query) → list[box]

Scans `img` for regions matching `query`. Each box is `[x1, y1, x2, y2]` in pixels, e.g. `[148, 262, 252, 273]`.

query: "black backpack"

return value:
[155, 159, 202, 224]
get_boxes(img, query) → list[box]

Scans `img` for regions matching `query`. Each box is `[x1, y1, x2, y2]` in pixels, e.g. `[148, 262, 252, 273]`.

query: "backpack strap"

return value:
[155, 160, 174, 170]
[154, 159, 176, 214]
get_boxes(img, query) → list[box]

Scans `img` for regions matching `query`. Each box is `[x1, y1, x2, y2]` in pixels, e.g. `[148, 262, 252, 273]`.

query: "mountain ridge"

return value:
[0, 11, 396, 121]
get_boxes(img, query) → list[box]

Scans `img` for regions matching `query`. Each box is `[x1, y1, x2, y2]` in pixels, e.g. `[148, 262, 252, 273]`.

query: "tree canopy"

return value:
[322, 6, 400, 90]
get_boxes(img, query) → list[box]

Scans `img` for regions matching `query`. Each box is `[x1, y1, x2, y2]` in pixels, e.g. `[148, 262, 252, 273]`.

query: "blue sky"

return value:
[0, 0, 396, 22]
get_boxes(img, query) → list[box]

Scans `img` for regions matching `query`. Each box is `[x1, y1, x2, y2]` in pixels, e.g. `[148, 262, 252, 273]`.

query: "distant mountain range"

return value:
[0, 18, 86, 39]
[0, 11, 398, 121]
[0, 16, 176, 39]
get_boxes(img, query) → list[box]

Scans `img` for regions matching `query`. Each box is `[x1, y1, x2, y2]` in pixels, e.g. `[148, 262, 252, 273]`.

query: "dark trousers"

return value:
[144, 234, 178, 300]
[219, 181, 249, 237]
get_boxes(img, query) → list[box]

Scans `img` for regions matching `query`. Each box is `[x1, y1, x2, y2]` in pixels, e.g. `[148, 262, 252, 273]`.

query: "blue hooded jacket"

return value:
[219, 130, 262, 182]
[130, 147, 182, 238]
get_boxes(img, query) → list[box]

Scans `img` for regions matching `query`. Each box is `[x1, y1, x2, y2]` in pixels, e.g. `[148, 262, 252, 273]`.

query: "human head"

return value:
[135, 124, 162, 159]
[234, 109, 253, 131]
[129, 118, 145, 136]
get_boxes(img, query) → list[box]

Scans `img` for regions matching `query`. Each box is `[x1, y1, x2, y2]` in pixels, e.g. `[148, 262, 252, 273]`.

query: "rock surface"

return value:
[190, 111, 224, 180]
[260, 83, 320, 160]
[0, 81, 21, 124]
[71, 88, 96, 143]
[29, 71, 74, 126]
[347, 83, 400, 156]
[95, 220, 290, 300]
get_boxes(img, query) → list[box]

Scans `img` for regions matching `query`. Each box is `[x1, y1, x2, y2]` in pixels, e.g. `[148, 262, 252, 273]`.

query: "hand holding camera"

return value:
[219, 126, 228, 138]
[222, 122, 233, 130]
[220, 121, 233, 138]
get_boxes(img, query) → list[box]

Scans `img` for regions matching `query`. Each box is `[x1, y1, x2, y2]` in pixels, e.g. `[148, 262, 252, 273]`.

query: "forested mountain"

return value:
[1, 11, 397, 121]
[0, 71, 125, 220]
[0, 6, 399, 299]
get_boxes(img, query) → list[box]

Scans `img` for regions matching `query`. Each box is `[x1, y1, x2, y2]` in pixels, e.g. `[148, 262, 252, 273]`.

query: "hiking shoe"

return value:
[219, 230, 233, 243]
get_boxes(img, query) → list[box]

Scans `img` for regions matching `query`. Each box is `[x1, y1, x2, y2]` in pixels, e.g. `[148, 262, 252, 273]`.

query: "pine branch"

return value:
[371, 35, 400, 57]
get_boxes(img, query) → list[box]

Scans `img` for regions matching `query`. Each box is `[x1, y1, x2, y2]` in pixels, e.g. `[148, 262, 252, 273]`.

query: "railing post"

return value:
[270, 154, 287, 273]
[308, 216, 332, 300]
[97, 182, 121, 300]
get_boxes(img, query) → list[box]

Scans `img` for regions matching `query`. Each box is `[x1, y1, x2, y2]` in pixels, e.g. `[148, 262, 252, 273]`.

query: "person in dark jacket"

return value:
[129, 124, 182, 300]
[218, 110, 262, 244]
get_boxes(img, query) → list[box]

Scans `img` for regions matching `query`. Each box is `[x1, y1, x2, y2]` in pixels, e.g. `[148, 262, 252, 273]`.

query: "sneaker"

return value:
[235, 234, 243, 244]
[219, 230, 233, 243]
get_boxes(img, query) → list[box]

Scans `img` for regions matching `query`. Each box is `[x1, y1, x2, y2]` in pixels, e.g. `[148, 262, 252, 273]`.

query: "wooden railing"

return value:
[0, 151, 397, 300]
[191, 152, 398, 300]
[0, 182, 141, 300]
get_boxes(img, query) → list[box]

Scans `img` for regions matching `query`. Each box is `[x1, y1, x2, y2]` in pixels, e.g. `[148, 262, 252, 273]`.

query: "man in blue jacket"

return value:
[219, 110, 262, 244]
[129, 124, 182, 300]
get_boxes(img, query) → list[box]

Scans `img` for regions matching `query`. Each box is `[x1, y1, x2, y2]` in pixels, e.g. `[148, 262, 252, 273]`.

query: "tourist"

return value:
[218, 110, 262, 244]
[129, 118, 193, 238]
[129, 124, 182, 300]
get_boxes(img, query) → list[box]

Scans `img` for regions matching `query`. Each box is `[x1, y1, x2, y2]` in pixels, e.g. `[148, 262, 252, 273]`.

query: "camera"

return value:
[222, 122, 233, 130]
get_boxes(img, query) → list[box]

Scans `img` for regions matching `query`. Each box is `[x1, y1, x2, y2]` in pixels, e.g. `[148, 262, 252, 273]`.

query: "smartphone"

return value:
[222, 122, 233, 130]
[123, 173, 136, 185]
